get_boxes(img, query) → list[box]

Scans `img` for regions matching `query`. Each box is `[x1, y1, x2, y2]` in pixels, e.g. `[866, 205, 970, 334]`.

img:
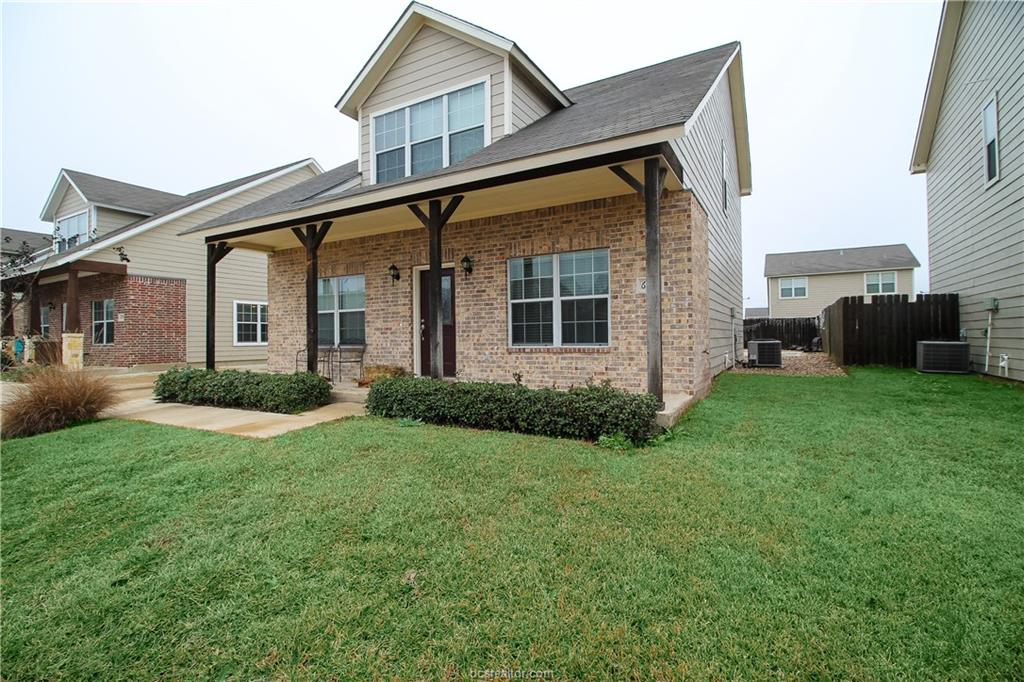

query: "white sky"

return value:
[1, 0, 941, 307]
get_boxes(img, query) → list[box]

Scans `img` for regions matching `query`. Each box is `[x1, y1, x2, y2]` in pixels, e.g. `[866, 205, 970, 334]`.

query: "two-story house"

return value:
[15, 160, 321, 367]
[183, 3, 752, 402]
[764, 244, 920, 318]
[910, 0, 1022, 381]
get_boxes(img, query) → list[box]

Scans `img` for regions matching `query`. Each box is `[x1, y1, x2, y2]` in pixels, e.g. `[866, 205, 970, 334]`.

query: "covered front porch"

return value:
[201, 145, 708, 402]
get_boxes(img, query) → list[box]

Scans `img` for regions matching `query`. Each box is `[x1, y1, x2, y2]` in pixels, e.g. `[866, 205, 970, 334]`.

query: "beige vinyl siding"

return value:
[508, 62, 556, 132]
[768, 269, 916, 318]
[84, 165, 318, 365]
[358, 24, 505, 183]
[925, 0, 1023, 380]
[95, 207, 147, 237]
[54, 185, 88, 221]
[672, 71, 743, 374]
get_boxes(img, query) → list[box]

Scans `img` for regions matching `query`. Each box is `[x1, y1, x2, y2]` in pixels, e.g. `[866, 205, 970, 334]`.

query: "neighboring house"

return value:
[910, 0, 1023, 381]
[2, 228, 51, 259]
[765, 244, 920, 318]
[744, 307, 768, 319]
[183, 3, 752, 401]
[16, 160, 321, 367]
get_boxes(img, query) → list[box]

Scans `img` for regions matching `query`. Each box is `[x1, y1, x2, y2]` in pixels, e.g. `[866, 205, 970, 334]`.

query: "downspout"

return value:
[984, 310, 993, 373]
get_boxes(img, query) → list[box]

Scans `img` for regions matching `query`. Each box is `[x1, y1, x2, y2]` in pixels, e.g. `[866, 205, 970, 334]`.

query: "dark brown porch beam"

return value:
[293, 222, 332, 373]
[609, 165, 645, 194]
[28, 287, 41, 335]
[644, 157, 666, 403]
[206, 241, 234, 369]
[408, 196, 463, 379]
[65, 269, 81, 334]
[206, 143, 683, 244]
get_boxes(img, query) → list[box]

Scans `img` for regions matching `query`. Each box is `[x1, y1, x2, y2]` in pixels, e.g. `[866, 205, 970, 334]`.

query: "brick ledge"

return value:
[506, 346, 611, 354]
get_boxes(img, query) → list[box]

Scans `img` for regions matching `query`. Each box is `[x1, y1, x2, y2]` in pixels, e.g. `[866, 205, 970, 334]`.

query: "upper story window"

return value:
[55, 211, 89, 253]
[779, 277, 807, 299]
[865, 271, 896, 295]
[983, 94, 999, 184]
[372, 81, 487, 184]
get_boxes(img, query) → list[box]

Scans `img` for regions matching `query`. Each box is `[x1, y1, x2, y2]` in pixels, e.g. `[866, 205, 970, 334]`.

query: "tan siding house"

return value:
[764, 244, 920, 318]
[184, 3, 753, 408]
[23, 161, 320, 367]
[911, 0, 1023, 381]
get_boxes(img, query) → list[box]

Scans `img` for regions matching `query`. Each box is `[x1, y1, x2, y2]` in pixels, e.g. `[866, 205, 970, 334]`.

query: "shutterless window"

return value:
[91, 299, 114, 345]
[55, 212, 89, 253]
[865, 271, 896, 295]
[508, 249, 610, 347]
[779, 277, 807, 298]
[317, 275, 365, 346]
[40, 305, 49, 338]
[373, 82, 486, 184]
[983, 95, 999, 183]
[234, 302, 268, 345]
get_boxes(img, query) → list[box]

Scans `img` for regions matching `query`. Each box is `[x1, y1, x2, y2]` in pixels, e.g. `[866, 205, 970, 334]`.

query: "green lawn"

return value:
[2, 368, 1022, 679]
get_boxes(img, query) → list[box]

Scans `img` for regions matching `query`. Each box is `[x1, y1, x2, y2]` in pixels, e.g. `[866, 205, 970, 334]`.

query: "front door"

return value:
[419, 268, 456, 377]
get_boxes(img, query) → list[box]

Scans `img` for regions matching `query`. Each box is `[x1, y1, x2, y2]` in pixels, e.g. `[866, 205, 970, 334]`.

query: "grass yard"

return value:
[2, 368, 1022, 679]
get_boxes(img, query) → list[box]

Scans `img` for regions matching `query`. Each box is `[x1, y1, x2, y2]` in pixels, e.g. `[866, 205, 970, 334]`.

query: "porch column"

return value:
[408, 196, 463, 379]
[65, 268, 81, 333]
[644, 157, 665, 403]
[206, 241, 233, 369]
[291, 222, 332, 374]
[28, 288, 41, 335]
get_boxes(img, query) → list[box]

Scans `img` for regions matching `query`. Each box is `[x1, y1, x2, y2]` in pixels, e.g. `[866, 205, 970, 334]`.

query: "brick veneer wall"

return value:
[29, 274, 186, 366]
[268, 190, 713, 396]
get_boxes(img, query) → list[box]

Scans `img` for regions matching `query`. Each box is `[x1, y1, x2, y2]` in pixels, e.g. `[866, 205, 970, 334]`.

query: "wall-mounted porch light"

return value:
[460, 255, 474, 277]
[388, 264, 400, 284]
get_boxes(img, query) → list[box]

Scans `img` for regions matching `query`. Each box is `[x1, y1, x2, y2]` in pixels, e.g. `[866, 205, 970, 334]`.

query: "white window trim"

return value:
[317, 276, 366, 347]
[506, 249, 612, 348]
[39, 305, 50, 338]
[778, 277, 808, 300]
[369, 76, 491, 185]
[91, 298, 115, 346]
[53, 209, 90, 253]
[233, 300, 268, 346]
[864, 271, 898, 296]
[982, 92, 1000, 187]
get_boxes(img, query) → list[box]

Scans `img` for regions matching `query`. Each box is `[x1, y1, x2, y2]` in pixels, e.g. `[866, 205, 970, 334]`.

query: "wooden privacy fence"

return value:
[821, 294, 960, 367]
[743, 317, 819, 349]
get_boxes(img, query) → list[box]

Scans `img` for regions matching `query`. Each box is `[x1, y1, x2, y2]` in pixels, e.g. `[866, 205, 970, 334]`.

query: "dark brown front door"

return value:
[419, 268, 456, 377]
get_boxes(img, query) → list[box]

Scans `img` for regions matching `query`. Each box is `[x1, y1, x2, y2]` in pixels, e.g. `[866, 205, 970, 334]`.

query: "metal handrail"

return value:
[294, 345, 366, 383]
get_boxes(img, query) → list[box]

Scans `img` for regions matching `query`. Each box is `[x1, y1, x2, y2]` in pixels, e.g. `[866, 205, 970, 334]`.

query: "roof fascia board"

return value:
[910, 0, 964, 173]
[192, 126, 684, 241]
[90, 203, 155, 217]
[508, 45, 572, 108]
[765, 265, 919, 278]
[45, 159, 319, 268]
[39, 170, 88, 221]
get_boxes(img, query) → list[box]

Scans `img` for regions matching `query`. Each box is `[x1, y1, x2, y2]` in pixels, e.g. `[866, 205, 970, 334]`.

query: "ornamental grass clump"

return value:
[1, 367, 116, 439]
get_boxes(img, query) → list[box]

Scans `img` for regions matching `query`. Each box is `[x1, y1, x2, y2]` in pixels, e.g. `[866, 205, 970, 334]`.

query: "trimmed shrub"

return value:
[366, 377, 660, 443]
[1, 368, 116, 439]
[154, 368, 331, 414]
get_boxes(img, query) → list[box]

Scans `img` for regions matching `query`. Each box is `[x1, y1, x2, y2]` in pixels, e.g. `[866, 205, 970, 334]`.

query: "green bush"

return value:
[366, 377, 660, 443]
[154, 368, 331, 414]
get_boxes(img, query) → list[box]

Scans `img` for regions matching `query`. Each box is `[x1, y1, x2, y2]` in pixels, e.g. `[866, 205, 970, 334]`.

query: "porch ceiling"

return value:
[219, 159, 681, 252]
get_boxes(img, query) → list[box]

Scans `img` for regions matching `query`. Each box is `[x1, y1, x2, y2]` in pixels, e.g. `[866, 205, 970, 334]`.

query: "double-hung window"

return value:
[234, 301, 268, 345]
[55, 212, 89, 253]
[983, 94, 1000, 184]
[865, 271, 896, 295]
[91, 299, 114, 345]
[509, 249, 610, 347]
[779, 277, 807, 299]
[39, 305, 50, 338]
[373, 81, 487, 184]
[317, 275, 365, 346]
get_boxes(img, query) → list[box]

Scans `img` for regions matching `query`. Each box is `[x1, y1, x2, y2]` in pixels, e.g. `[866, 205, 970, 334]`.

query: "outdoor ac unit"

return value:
[916, 341, 970, 373]
[748, 339, 782, 368]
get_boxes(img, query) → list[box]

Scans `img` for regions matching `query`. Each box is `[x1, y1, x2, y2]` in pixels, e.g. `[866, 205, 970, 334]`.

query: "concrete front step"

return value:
[331, 386, 368, 405]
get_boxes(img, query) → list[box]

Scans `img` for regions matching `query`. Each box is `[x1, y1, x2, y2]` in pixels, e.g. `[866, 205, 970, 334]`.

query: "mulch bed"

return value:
[731, 352, 847, 377]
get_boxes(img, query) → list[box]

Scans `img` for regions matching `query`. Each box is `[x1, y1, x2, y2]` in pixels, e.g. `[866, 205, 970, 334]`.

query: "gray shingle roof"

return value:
[64, 169, 185, 215]
[764, 244, 920, 277]
[48, 160, 315, 263]
[2, 228, 51, 256]
[744, 307, 769, 318]
[188, 41, 739, 234]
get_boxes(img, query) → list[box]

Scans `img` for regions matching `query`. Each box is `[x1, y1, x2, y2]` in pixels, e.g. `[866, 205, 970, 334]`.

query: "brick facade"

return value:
[268, 190, 714, 396]
[27, 274, 186, 367]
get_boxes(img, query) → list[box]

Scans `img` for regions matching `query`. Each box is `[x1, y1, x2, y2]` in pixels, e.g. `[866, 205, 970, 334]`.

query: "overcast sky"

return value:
[2, 0, 941, 306]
